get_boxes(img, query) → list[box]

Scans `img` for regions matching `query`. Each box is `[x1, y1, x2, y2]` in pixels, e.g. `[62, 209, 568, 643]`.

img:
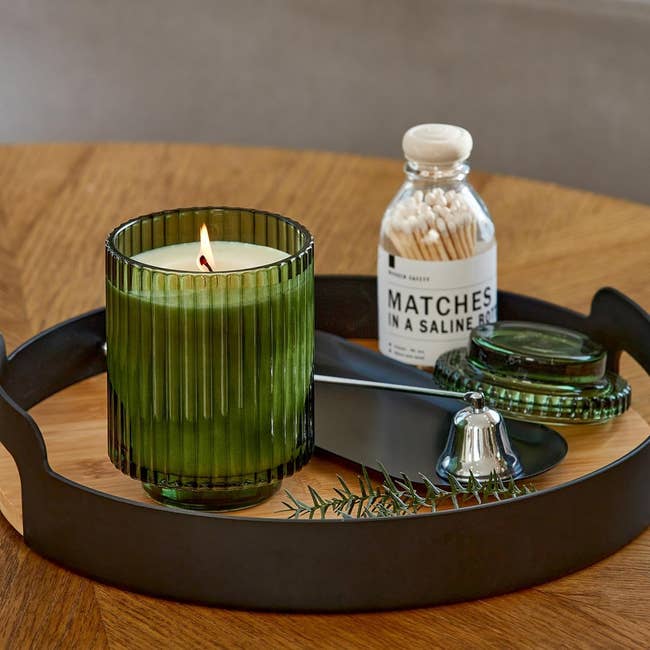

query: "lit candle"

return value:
[132, 224, 289, 272]
[105, 208, 315, 511]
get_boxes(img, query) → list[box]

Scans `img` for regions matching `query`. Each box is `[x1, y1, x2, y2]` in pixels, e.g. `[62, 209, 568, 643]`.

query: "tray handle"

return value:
[0, 333, 48, 472]
[589, 287, 650, 374]
[0, 332, 5, 379]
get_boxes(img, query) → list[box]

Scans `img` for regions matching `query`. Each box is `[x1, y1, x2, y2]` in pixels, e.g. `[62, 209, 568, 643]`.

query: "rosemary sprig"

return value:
[281, 463, 535, 520]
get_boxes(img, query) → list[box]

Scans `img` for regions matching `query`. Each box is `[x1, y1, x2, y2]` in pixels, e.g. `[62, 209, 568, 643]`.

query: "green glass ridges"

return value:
[433, 321, 631, 425]
[105, 207, 314, 509]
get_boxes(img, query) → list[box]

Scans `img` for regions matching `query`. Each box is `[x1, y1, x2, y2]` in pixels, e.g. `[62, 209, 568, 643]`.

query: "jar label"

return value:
[377, 244, 497, 365]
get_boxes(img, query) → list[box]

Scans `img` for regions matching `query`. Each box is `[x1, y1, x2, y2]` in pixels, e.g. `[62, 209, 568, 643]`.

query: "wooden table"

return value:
[0, 144, 648, 648]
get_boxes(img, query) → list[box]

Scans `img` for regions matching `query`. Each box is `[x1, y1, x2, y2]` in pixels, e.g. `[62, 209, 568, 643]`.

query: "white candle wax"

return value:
[132, 240, 289, 272]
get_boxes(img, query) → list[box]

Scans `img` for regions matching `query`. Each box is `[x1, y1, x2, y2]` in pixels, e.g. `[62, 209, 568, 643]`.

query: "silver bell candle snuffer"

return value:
[314, 375, 522, 484]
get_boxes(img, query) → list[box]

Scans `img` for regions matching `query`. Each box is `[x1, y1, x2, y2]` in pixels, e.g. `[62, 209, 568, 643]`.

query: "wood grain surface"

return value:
[0, 143, 648, 648]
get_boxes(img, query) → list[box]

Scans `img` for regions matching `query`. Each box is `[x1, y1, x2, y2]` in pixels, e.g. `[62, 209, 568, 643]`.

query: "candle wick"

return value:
[199, 255, 214, 272]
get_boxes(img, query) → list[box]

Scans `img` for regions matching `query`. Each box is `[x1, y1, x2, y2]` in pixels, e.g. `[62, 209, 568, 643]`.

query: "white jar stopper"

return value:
[402, 124, 473, 165]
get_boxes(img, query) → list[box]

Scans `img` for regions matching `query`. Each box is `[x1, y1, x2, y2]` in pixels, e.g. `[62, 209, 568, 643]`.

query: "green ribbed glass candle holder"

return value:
[105, 207, 314, 510]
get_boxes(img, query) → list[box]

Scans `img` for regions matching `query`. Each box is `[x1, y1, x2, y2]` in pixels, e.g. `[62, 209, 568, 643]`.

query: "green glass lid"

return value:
[433, 321, 631, 424]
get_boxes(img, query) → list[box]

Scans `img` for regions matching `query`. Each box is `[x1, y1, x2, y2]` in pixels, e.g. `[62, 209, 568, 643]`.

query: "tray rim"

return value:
[0, 277, 648, 611]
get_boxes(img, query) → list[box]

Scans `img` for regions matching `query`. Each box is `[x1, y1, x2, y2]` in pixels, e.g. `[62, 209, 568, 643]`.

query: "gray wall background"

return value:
[1, 0, 649, 202]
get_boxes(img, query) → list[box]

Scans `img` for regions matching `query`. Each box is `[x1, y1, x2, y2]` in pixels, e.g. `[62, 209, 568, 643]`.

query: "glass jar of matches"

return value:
[378, 123, 497, 366]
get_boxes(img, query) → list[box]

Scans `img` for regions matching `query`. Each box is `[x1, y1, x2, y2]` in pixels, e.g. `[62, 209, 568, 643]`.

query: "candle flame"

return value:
[197, 224, 216, 272]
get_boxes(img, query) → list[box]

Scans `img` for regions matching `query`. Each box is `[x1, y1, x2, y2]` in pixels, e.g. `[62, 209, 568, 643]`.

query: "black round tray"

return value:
[0, 277, 648, 612]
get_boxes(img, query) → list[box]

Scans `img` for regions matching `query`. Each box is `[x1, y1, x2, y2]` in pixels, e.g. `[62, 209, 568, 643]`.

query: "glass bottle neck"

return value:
[404, 160, 469, 185]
